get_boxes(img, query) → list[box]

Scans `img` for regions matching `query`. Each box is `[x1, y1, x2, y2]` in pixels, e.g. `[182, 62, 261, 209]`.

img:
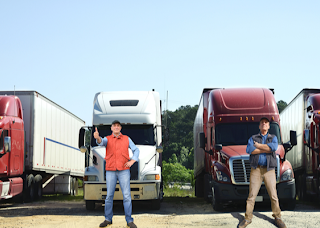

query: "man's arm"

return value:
[94, 127, 107, 146]
[251, 136, 278, 155]
[124, 138, 140, 168]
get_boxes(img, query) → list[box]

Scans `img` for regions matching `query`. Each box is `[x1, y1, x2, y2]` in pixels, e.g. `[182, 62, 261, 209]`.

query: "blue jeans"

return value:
[105, 169, 133, 223]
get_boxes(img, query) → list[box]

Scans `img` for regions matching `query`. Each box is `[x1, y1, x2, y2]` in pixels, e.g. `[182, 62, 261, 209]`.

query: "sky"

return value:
[1, 1, 319, 125]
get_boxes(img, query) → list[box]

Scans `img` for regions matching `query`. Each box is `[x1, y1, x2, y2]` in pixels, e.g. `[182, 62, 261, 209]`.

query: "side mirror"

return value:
[156, 146, 163, 153]
[78, 128, 85, 149]
[290, 130, 297, 146]
[199, 132, 206, 149]
[304, 129, 310, 146]
[215, 144, 222, 151]
[4, 136, 11, 153]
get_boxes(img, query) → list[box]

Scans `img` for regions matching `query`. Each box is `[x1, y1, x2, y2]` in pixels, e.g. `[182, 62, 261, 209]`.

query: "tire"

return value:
[151, 198, 161, 210]
[281, 199, 296, 211]
[25, 174, 35, 202]
[211, 187, 223, 211]
[85, 200, 96, 210]
[204, 174, 211, 202]
[34, 174, 43, 200]
[297, 174, 307, 201]
[195, 174, 204, 197]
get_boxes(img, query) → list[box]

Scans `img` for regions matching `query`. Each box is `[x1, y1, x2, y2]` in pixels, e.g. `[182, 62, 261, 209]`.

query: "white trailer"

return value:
[79, 90, 163, 210]
[280, 88, 320, 200]
[0, 91, 85, 198]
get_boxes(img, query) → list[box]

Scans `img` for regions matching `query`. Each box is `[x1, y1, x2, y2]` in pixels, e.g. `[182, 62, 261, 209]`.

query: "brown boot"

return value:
[275, 218, 286, 228]
[238, 219, 251, 228]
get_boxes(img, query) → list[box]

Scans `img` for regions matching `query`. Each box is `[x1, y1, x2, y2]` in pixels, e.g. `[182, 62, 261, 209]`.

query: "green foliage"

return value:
[277, 100, 287, 113]
[162, 105, 198, 169]
[162, 159, 195, 188]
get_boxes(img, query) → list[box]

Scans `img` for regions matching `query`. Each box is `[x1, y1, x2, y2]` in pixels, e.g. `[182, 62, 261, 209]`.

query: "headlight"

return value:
[144, 174, 160, 180]
[281, 169, 293, 181]
[84, 175, 99, 181]
[216, 171, 231, 182]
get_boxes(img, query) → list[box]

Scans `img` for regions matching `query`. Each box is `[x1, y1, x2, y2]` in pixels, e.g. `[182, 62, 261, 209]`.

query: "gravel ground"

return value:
[1, 198, 320, 228]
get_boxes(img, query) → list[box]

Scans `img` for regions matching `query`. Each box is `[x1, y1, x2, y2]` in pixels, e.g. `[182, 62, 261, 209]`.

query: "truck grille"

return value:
[230, 157, 279, 185]
[103, 161, 139, 181]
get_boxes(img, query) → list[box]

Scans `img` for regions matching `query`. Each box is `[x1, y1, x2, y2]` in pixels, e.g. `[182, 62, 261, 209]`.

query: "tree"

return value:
[162, 105, 198, 169]
[277, 100, 287, 113]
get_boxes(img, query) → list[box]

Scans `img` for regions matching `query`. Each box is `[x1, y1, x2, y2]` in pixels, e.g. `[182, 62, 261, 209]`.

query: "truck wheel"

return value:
[281, 199, 296, 211]
[195, 175, 204, 197]
[297, 174, 306, 201]
[85, 200, 96, 210]
[211, 187, 222, 211]
[204, 174, 211, 202]
[151, 198, 161, 210]
[25, 174, 35, 202]
[34, 174, 43, 200]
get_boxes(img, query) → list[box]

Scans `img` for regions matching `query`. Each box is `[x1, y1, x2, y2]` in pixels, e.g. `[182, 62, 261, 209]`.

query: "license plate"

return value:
[255, 196, 263, 202]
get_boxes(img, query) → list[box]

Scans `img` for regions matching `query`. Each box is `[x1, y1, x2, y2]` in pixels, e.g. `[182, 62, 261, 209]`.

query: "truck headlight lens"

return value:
[281, 169, 293, 181]
[144, 174, 160, 180]
[84, 175, 98, 181]
[216, 171, 231, 182]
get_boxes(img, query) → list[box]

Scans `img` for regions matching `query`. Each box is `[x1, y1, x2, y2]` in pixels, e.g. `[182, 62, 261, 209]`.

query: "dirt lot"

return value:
[1, 198, 320, 228]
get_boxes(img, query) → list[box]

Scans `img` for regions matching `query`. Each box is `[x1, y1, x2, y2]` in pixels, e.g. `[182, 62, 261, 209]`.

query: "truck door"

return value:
[0, 129, 9, 176]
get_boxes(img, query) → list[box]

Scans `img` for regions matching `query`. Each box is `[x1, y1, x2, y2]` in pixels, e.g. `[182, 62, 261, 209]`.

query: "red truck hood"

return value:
[221, 145, 284, 158]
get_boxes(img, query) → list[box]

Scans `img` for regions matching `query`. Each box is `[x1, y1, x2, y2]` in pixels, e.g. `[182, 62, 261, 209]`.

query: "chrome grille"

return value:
[230, 157, 279, 185]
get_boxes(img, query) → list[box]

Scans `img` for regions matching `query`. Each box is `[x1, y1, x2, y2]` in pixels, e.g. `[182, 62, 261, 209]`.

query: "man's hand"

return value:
[94, 127, 101, 144]
[124, 160, 136, 168]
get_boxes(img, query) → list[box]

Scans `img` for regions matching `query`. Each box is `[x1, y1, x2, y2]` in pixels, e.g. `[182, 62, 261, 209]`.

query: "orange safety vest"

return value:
[105, 133, 130, 171]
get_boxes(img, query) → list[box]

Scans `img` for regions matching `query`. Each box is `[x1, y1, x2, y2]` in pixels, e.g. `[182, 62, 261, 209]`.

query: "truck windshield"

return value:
[91, 124, 155, 147]
[215, 122, 281, 146]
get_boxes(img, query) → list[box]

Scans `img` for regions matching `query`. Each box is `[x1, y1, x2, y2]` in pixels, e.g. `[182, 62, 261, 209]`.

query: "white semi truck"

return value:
[79, 90, 163, 210]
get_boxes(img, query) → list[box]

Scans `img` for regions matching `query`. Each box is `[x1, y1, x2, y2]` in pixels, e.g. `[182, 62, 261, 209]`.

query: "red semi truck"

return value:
[280, 89, 320, 201]
[194, 88, 297, 211]
[0, 91, 85, 202]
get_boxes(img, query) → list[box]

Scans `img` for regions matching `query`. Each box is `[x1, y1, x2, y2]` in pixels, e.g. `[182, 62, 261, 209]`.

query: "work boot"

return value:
[275, 218, 287, 228]
[99, 220, 112, 227]
[127, 222, 137, 228]
[238, 219, 251, 228]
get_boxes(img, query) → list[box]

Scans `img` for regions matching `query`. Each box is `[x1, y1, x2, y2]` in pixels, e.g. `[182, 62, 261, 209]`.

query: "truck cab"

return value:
[194, 88, 297, 210]
[79, 90, 163, 210]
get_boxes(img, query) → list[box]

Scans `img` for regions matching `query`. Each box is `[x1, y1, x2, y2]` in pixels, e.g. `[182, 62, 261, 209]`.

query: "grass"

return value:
[41, 188, 84, 202]
[163, 186, 195, 198]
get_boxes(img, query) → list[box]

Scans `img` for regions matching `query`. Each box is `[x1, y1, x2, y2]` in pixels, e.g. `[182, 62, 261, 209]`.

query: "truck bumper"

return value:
[84, 182, 160, 201]
[212, 179, 295, 204]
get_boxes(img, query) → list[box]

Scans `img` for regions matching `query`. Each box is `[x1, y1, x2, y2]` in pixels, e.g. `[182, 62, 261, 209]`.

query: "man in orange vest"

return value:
[94, 120, 140, 228]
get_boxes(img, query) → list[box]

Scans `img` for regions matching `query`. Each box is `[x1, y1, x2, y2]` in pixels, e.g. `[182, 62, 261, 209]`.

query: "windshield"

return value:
[91, 124, 155, 147]
[215, 122, 281, 146]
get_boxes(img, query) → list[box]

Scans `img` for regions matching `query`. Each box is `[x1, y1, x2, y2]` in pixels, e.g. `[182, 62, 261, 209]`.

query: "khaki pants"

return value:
[245, 166, 281, 221]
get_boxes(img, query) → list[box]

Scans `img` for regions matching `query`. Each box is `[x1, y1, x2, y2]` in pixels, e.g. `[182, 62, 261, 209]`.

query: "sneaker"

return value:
[127, 222, 137, 228]
[275, 218, 287, 228]
[99, 220, 112, 227]
[238, 219, 251, 228]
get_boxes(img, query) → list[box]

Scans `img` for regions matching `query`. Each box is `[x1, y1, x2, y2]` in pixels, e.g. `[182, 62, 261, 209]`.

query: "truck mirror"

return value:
[4, 136, 11, 152]
[199, 132, 206, 149]
[78, 128, 85, 149]
[215, 144, 222, 151]
[304, 130, 310, 146]
[156, 146, 163, 153]
[290, 131, 297, 146]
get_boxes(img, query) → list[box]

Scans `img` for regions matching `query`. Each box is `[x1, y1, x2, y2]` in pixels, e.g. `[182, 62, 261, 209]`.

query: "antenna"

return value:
[13, 85, 16, 124]
[166, 91, 168, 127]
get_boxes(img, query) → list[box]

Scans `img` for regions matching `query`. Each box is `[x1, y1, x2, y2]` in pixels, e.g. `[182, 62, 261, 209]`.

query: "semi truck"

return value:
[78, 90, 163, 210]
[280, 88, 320, 201]
[0, 91, 85, 202]
[194, 88, 297, 211]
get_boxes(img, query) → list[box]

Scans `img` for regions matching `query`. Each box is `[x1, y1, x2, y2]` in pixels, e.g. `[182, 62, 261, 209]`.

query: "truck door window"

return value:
[0, 129, 8, 154]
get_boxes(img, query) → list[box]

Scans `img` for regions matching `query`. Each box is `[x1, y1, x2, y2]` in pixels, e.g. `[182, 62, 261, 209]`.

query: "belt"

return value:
[257, 165, 267, 168]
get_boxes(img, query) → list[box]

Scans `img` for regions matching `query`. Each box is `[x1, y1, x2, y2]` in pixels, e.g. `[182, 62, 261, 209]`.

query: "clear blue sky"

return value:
[1, 1, 319, 125]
